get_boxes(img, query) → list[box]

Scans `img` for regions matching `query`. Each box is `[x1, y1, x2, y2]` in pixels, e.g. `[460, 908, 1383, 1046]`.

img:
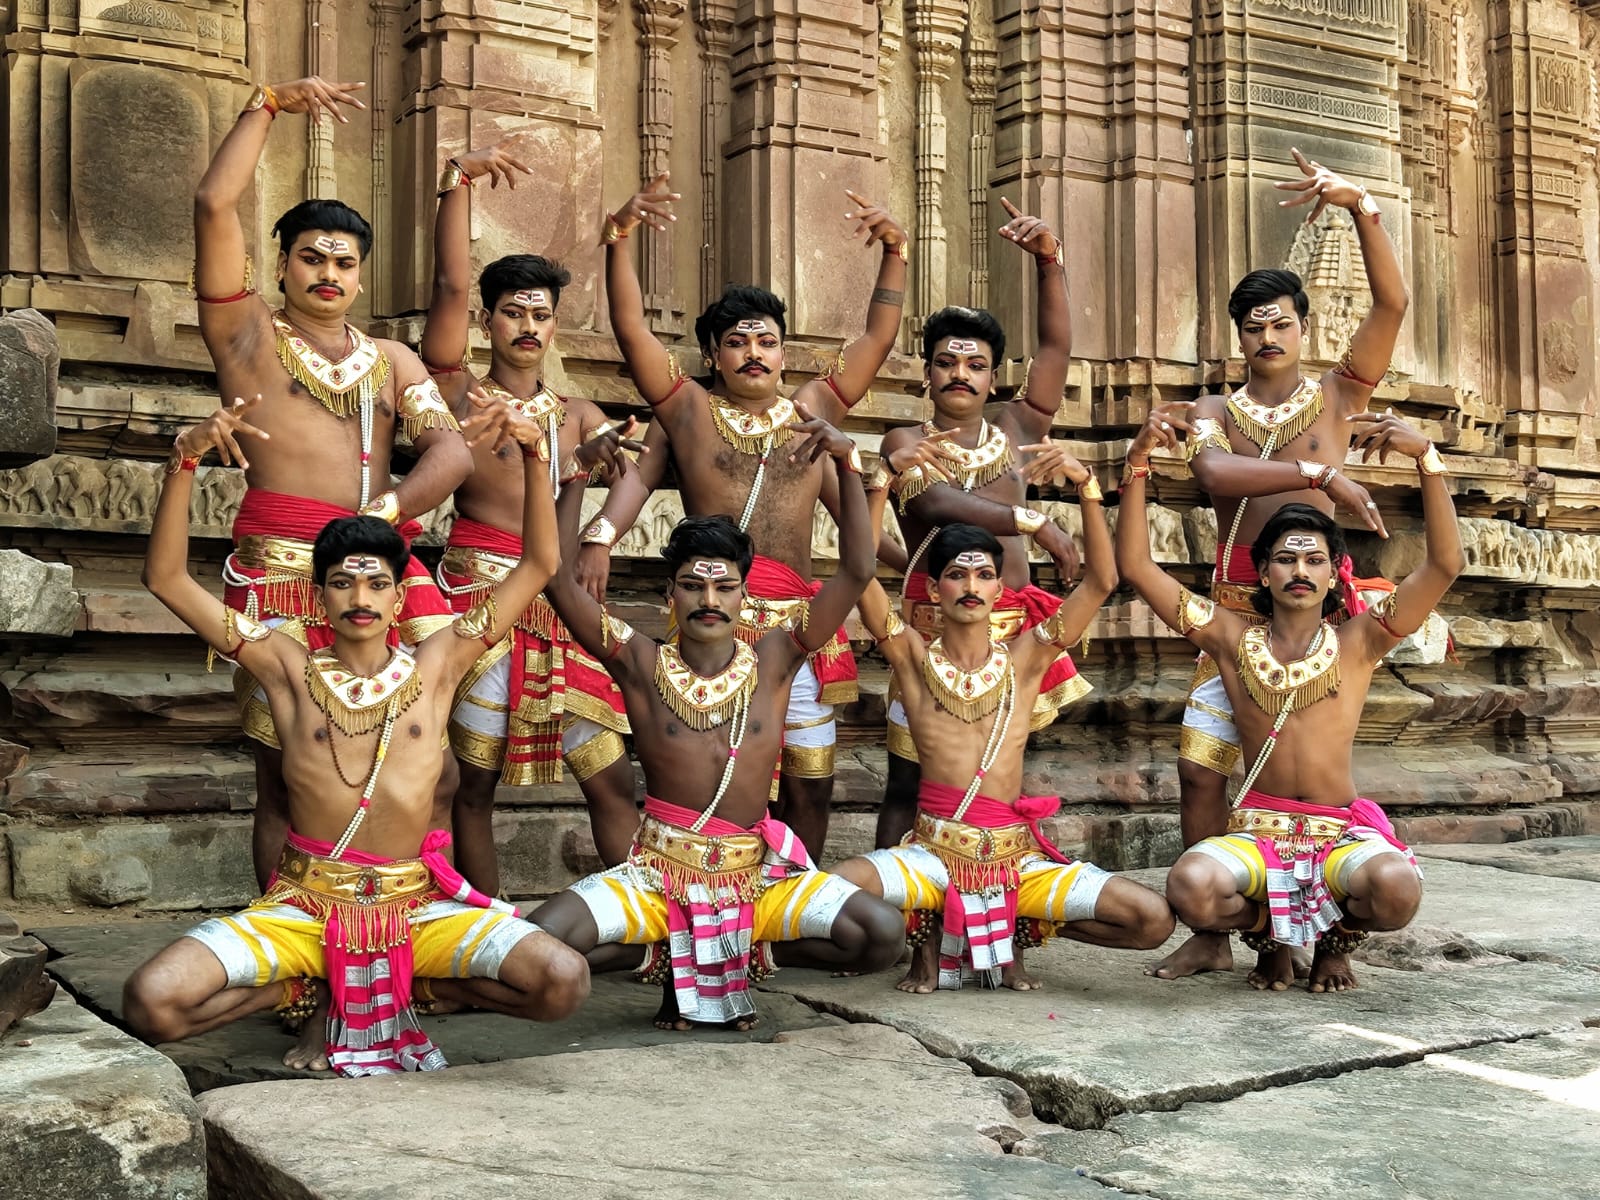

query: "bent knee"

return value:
[845, 897, 907, 972]
[1132, 891, 1177, 950]
[831, 857, 884, 894]
[1361, 859, 1423, 930]
[532, 946, 591, 1020]
[1165, 855, 1229, 926]
[123, 968, 185, 1044]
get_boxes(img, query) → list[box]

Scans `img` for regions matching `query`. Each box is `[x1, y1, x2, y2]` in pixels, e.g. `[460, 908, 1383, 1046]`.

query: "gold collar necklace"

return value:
[304, 647, 422, 736]
[922, 638, 1013, 723]
[1237, 621, 1341, 714]
[653, 638, 759, 731]
[1224, 376, 1323, 450]
[273, 311, 391, 418]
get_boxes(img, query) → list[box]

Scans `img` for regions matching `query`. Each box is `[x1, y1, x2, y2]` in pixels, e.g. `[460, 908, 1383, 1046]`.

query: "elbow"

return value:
[193, 188, 230, 220]
[1188, 458, 1218, 494]
[1086, 560, 1119, 599]
[1438, 548, 1466, 581]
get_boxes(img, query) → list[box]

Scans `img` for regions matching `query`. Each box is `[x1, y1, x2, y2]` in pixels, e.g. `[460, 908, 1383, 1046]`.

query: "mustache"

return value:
[341, 608, 381, 620]
[686, 608, 731, 623]
[513, 335, 542, 347]
[958, 594, 983, 604]
[737, 362, 771, 374]
[1282, 579, 1314, 590]
[942, 381, 977, 393]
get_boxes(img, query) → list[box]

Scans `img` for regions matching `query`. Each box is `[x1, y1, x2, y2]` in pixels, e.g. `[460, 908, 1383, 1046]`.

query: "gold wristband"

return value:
[359, 491, 402, 526]
[602, 215, 630, 246]
[166, 442, 203, 475]
[1121, 461, 1152, 485]
[1417, 444, 1447, 476]
[1012, 505, 1047, 536]
[438, 160, 469, 196]
[241, 84, 278, 119]
[1077, 476, 1103, 503]
[865, 462, 894, 493]
[886, 239, 909, 263]
[581, 516, 620, 548]
[838, 446, 863, 475]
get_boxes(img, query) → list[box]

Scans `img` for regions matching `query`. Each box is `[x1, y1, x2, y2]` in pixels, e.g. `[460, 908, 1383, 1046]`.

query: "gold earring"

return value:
[701, 352, 713, 369]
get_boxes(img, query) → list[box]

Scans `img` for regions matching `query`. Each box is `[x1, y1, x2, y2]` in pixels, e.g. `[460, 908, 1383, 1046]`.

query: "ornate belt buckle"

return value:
[703, 838, 725, 871]
[354, 867, 383, 905]
[976, 829, 995, 862]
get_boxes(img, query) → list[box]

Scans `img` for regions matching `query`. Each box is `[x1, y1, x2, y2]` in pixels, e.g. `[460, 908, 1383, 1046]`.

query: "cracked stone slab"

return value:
[760, 948, 1600, 1128]
[199, 1025, 1120, 1200]
[1417, 835, 1600, 884]
[1015, 1026, 1600, 1200]
[34, 920, 838, 1091]
[1389, 856, 1600, 967]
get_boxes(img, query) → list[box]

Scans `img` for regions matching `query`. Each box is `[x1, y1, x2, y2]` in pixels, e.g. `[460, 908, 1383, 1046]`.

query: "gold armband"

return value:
[878, 610, 907, 644]
[397, 378, 461, 442]
[865, 462, 894, 493]
[1077, 476, 1103, 503]
[1185, 417, 1231, 461]
[1417, 444, 1448, 476]
[1032, 610, 1069, 647]
[359, 491, 402, 526]
[209, 606, 271, 673]
[454, 596, 498, 643]
[1176, 586, 1217, 636]
[599, 612, 636, 658]
[1012, 506, 1048, 536]
[581, 516, 620, 548]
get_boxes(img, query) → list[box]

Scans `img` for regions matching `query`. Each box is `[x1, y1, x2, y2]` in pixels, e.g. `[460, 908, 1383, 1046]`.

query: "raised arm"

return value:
[1018, 445, 1114, 652]
[142, 401, 300, 688]
[376, 344, 473, 523]
[194, 77, 366, 356]
[419, 141, 532, 374]
[605, 174, 693, 409]
[793, 191, 908, 423]
[1186, 395, 1388, 538]
[780, 408, 873, 669]
[422, 400, 561, 683]
[1346, 412, 1463, 659]
[997, 197, 1070, 443]
[1276, 148, 1408, 413]
[572, 414, 671, 603]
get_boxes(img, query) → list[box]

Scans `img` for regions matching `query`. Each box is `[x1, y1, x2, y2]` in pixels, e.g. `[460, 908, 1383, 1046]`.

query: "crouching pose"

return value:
[532, 407, 906, 1030]
[836, 458, 1173, 992]
[1117, 403, 1462, 992]
[124, 397, 589, 1075]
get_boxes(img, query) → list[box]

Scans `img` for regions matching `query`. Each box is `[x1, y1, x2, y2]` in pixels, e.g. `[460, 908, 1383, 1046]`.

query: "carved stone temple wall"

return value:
[2, 0, 1599, 906]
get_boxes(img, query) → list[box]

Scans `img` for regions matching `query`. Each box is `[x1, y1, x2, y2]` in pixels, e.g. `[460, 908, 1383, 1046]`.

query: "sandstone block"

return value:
[69, 855, 153, 907]
[0, 549, 77, 636]
[0, 993, 205, 1200]
[0, 308, 58, 467]
[8, 820, 253, 910]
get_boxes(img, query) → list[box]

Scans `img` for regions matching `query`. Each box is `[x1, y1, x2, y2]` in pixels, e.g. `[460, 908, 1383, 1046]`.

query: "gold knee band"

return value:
[448, 722, 506, 772]
[885, 719, 919, 764]
[781, 742, 835, 779]
[566, 728, 626, 782]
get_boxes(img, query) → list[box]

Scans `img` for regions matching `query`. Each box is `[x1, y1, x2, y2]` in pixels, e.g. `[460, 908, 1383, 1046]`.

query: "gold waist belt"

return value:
[263, 843, 436, 953]
[635, 814, 766, 876]
[914, 810, 1034, 866]
[907, 601, 1028, 643]
[235, 534, 317, 578]
[440, 546, 558, 636]
[1212, 581, 1266, 616]
[1228, 807, 1348, 853]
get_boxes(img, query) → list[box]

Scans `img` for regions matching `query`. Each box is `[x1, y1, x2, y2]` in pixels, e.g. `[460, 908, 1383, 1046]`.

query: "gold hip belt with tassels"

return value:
[1227, 807, 1349, 857]
[439, 546, 559, 636]
[914, 810, 1035, 896]
[235, 534, 317, 578]
[633, 814, 766, 903]
[262, 843, 435, 953]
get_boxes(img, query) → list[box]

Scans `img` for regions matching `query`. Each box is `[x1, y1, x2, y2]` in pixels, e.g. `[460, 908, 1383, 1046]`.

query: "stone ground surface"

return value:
[22, 837, 1600, 1198]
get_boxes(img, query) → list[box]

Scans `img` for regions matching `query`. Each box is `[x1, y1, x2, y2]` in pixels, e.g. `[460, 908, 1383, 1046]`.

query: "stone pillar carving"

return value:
[1487, 1, 1597, 471]
[724, 0, 884, 337]
[635, 0, 688, 333]
[964, 26, 998, 309]
[303, 1, 338, 198]
[877, 0, 905, 149]
[695, 0, 737, 309]
[908, 0, 965, 333]
[368, 1, 404, 310]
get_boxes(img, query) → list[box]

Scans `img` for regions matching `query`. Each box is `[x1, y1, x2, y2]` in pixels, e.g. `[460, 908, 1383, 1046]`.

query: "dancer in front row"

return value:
[1118, 403, 1460, 992]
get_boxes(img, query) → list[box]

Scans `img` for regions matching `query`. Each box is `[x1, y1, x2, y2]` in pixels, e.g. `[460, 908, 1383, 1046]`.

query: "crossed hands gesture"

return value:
[462, 390, 550, 461]
[573, 417, 649, 486]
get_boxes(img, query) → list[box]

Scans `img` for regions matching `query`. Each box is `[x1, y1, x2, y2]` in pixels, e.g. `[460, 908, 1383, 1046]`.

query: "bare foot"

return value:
[1001, 943, 1042, 991]
[281, 982, 330, 1071]
[1308, 943, 1359, 993]
[1291, 943, 1314, 980]
[1145, 931, 1234, 980]
[1246, 944, 1295, 992]
[894, 935, 940, 994]
[653, 977, 691, 1032]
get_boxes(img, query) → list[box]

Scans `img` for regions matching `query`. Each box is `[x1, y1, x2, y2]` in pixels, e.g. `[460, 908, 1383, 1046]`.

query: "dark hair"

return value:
[1227, 269, 1309, 329]
[663, 515, 753, 580]
[921, 306, 1006, 367]
[271, 200, 374, 262]
[312, 516, 410, 585]
[1249, 503, 1345, 618]
[479, 254, 572, 313]
[926, 523, 1005, 580]
[694, 286, 787, 355]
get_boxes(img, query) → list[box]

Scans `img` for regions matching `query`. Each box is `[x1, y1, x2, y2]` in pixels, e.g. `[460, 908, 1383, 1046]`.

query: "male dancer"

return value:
[418, 140, 639, 888]
[532, 407, 905, 1030]
[875, 199, 1090, 859]
[835, 475, 1172, 992]
[572, 172, 908, 859]
[190, 76, 472, 889]
[1150, 149, 1410, 980]
[125, 396, 588, 1074]
[1118, 404, 1460, 992]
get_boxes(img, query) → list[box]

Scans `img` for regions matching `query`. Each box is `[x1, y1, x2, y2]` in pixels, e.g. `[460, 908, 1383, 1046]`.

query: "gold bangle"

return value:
[1121, 461, 1152, 485]
[1077, 476, 1103, 503]
[839, 446, 863, 475]
[886, 239, 909, 263]
[581, 516, 620, 548]
[359, 490, 402, 525]
[241, 84, 278, 119]
[166, 442, 202, 475]
[865, 462, 894, 493]
[1417, 444, 1448, 476]
[438, 160, 468, 196]
[1012, 505, 1047, 536]
[1035, 240, 1063, 268]
[602, 215, 630, 246]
